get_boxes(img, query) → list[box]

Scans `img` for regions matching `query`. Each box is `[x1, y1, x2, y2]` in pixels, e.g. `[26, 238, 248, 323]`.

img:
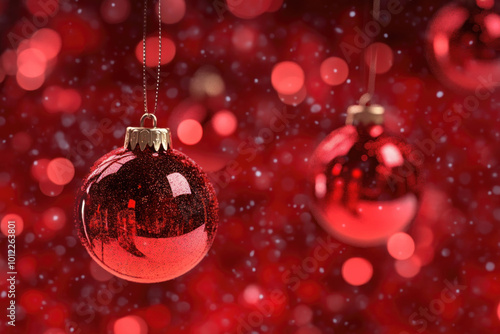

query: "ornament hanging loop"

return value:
[140, 113, 157, 128]
[359, 93, 372, 106]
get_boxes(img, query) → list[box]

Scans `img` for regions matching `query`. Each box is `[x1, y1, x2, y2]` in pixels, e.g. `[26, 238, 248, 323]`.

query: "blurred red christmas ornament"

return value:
[75, 114, 218, 283]
[310, 103, 421, 247]
[427, 1, 500, 91]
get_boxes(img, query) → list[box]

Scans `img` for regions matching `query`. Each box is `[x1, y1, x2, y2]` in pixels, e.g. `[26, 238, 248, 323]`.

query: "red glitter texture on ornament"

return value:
[75, 146, 218, 283]
[310, 124, 421, 247]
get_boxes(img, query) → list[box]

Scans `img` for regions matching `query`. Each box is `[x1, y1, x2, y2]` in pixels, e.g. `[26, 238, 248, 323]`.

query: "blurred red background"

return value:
[1, 0, 499, 333]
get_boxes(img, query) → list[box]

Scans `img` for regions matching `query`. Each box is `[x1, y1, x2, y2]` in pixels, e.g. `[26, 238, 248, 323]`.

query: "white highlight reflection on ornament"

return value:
[316, 126, 357, 166]
[315, 174, 327, 199]
[167, 172, 192, 197]
[380, 143, 404, 168]
[95, 155, 135, 184]
[86, 152, 135, 193]
[81, 199, 90, 243]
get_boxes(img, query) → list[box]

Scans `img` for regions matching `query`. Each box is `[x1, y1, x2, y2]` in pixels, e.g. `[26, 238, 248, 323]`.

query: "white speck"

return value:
[493, 208, 500, 221]
[167, 88, 178, 98]
[493, 186, 500, 195]
[486, 262, 495, 271]
[436, 91, 444, 98]
[311, 104, 321, 113]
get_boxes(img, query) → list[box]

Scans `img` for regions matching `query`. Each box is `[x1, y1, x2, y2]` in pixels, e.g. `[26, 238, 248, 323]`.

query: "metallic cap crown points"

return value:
[346, 104, 385, 126]
[124, 114, 172, 151]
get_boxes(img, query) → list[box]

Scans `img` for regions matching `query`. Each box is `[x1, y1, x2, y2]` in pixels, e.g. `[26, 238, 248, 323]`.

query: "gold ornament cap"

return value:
[124, 114, 172, 151]
[346, 104, 385, 126]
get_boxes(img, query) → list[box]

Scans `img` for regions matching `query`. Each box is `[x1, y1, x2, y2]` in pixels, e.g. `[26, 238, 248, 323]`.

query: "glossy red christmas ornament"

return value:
[427, 1, 500, 91]
[310, 104, 420, 247]
[75, 114, 218, 283]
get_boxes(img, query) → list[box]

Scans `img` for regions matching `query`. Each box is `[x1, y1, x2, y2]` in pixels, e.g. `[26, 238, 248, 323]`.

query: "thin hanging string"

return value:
[361, 0, 380, 106]
[142, 0, 162, 115]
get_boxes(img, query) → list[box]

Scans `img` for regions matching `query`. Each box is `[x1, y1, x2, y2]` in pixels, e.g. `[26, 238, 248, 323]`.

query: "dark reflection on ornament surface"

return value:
[75, 147, 218, 283]
[310, 124, 420, 247]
